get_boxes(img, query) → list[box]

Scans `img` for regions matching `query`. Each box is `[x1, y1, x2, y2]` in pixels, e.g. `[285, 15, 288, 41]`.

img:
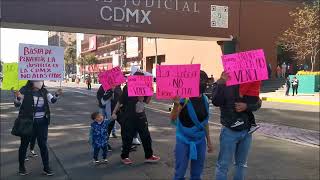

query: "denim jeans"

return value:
[174, 138, 206, 180]
[215, 127, 252, 180]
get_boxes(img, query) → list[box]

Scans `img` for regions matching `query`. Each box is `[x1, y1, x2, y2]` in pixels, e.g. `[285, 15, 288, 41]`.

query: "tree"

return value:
[279, 0, 320, 71]
[77, 53, 99, 76]
[64, 40, 77, 76]
[78, 53, 99, 66]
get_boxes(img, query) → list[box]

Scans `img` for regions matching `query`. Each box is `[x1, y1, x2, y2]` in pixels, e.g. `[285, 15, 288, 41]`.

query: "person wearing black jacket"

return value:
[14, 80, 62, 176]
[285, 77, 291, 96]
[212, 72, 261, 180]
[112, 71, 160, 165]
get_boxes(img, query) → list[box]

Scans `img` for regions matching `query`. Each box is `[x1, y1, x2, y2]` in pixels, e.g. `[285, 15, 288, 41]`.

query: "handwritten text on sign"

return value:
[98, 67, 126, 91]
[222, 49, 268, 86]
[156, 64, 200, 99]
[18, 44, 64, 80]
[128, 76, 153, 97]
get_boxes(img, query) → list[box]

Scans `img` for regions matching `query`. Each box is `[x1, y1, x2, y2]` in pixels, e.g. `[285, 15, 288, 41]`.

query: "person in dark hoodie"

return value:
[212, 72, 261, 180]
[285, 77, 291, 96]
[112, 71, 160, 165]
[14, 80, 62, 176]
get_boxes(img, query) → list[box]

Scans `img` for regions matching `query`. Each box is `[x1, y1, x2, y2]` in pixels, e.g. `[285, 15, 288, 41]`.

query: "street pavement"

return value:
[1, 83, 319, 180]
[47, 81, 320, 146]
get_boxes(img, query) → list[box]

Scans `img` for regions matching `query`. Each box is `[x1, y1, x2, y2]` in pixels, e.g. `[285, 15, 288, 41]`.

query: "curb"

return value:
[261, 97, 319, 106]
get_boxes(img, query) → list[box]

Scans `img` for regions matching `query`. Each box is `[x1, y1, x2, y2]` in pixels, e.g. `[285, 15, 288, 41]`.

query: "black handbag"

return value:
[11, 97, 39, 137]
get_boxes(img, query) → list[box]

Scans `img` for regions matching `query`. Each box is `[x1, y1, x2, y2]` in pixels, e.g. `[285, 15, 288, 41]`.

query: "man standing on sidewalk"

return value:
[86, 75, 92, 90]
[212, 72, 262, 180]
[285, 77, 291, 96]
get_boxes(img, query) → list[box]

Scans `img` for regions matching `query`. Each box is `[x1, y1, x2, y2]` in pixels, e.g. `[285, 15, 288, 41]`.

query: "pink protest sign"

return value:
[18, 44, 64, 80]
[222, 49, 268, 86]
[98, 67, 126, 91]
[128, 76, 153, 97]
[156, 64, 200, 99]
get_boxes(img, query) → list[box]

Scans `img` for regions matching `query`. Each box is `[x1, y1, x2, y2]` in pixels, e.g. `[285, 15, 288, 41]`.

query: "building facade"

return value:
[143, 38, 224, 79]
[79, 35, 143, 80]
[48, 32, 76, 47]
[142, 0, 306, 79]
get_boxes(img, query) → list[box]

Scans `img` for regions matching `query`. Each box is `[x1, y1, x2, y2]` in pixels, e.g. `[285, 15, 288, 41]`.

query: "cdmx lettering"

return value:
[20, 68, 52, 73]
[176, 88, 192, 96]
[97, 0, 200, 25]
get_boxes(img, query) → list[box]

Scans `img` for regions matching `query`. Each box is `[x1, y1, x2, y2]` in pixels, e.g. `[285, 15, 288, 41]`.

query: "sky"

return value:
[0, 28, 48, 63]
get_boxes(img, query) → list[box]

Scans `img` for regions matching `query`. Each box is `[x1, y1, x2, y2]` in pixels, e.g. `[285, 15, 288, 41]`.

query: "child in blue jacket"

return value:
[89, 112, 110, 164]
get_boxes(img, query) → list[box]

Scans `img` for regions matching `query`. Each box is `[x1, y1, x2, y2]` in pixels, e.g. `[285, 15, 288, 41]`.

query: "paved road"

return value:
[1, 88, 319, 180]
[48, 82, 320, 146]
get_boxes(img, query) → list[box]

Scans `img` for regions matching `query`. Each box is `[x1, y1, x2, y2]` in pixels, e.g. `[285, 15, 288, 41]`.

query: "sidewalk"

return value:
[260, 92, 319, 106]
[48, 81, 320, 106]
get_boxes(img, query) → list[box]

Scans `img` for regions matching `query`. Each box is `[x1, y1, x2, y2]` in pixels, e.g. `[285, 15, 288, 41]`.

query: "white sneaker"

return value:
[93, 160, 100, 165]
[248, 125, 260, 134]
[132, 138, 141, 145]
[30, 150, 38, 157]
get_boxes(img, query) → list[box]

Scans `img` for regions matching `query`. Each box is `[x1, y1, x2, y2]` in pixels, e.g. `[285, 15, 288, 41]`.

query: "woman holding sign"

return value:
[170, 71, 213, 180]
[112, 71, 160, 165]
[13, 80, 62, 176]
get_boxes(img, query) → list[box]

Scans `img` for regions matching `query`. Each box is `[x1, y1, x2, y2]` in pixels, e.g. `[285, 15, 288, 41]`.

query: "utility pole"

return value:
[155, 38, 158, 66]
[58, 32, 63, 87]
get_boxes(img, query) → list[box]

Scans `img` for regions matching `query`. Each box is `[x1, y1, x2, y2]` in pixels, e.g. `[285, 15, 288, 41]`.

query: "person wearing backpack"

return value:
[170, 71, 213, 180]
[13, 80, 62, 176]
[212, 72, 262, 180]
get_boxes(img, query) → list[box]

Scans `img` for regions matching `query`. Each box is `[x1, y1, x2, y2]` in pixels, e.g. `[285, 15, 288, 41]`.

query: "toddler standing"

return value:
[89, 112, 110, 164]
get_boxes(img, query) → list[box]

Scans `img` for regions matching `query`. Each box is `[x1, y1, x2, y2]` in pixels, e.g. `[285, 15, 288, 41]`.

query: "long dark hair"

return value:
[200, 71, 208, 94]
[200, 71, 209, 83]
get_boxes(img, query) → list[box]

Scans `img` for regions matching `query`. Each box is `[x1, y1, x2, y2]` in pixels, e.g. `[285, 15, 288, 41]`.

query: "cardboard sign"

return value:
[18, 44, 64, 80]
[128, 76, 153, 97]
[2, 63, 27, 90]
[98, 66, 126, 91]
[222, 49, 268, 86]
[156, 64, 200, 99]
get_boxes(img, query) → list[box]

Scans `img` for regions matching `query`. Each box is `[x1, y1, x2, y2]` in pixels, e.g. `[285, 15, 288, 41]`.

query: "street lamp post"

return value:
[153, 38, 158, 77]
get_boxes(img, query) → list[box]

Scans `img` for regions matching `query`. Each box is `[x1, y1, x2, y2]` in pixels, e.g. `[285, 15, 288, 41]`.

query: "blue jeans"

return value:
[215, 127, 252, 180]
[174, 138, 206, 180]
